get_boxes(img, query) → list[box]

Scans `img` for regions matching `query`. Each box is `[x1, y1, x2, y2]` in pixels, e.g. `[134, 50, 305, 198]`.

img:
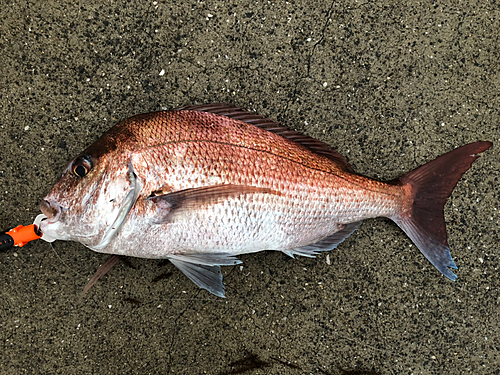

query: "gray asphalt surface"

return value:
[1, 1, 499, 374]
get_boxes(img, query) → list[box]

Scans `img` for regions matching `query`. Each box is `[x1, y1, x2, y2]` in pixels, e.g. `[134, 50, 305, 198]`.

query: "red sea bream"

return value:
[37, 104, 492, 297]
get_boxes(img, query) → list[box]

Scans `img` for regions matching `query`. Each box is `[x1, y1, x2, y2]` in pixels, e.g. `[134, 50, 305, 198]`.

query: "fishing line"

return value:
[48, 241, 83, 277]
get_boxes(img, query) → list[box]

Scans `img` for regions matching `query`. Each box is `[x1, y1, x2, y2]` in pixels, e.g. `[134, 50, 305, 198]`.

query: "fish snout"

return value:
[40, 200, 62, 222]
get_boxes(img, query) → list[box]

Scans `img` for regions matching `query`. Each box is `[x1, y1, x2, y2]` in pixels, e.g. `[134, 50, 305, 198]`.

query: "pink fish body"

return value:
[38, 104, 492, 297]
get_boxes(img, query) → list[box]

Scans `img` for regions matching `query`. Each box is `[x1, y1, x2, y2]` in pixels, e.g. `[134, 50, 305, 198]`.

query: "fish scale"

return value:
[37, 104, 492, 297]
[133, 140, 399, 230]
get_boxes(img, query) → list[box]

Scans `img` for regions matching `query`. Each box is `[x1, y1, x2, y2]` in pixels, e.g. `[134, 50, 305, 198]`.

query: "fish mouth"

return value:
[38, 200, 69, 243]
[34, 213, 57, 243]
[40, 199, 63, 223]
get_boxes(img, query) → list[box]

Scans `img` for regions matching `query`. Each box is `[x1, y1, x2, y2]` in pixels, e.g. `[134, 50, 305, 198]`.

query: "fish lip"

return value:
[40, 199, 63, 223]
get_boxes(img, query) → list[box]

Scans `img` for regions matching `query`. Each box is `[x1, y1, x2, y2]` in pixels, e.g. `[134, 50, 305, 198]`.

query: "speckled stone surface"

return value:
[0, 1, 498, 374]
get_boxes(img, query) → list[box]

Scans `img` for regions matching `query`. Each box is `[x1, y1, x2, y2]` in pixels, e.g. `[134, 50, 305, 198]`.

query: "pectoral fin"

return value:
[150, 184, 276, 223]
[168, 253, 242, 297]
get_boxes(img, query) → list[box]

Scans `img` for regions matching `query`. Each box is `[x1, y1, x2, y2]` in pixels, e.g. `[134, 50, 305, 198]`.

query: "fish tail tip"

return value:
[442, 267, 457, 281]
[213, 291, 226, 298]
[441, 257, 458, 280]
[448, 257, 458, 270]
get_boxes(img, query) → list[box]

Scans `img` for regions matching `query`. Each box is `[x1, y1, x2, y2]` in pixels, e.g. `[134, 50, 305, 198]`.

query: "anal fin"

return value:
[283, 221, 362, 258]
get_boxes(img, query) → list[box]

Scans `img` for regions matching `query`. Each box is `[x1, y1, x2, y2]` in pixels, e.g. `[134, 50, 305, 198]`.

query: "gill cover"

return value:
[90, 163, 142, 251]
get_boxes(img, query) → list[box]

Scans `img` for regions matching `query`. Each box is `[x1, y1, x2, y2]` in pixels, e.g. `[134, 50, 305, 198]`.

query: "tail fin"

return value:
[392, 141, 492, 280]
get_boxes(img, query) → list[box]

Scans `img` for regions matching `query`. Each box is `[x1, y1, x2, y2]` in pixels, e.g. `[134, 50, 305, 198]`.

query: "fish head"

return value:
[39, 131, 141, 250]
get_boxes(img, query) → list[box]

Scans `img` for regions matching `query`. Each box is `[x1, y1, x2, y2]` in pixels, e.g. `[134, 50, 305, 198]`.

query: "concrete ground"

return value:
[0, 1, 498, 374]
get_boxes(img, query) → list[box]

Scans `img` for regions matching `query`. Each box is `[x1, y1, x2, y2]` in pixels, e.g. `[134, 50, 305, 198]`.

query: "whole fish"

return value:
[38, 104, 492, 297]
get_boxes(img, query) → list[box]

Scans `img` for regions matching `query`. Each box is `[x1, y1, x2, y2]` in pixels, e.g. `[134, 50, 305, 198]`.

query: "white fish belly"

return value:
[100, 188, 400, 259]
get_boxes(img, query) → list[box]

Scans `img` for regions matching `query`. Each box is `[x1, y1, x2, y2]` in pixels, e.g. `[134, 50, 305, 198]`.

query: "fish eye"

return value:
[72, 156, 92, 178]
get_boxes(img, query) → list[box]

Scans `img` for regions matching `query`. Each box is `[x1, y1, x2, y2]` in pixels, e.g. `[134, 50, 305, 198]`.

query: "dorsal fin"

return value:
[176, 104, 354, 172]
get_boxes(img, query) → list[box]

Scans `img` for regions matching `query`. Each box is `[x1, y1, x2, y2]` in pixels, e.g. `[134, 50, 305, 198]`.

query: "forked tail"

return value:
[391, 141, 492, 280]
